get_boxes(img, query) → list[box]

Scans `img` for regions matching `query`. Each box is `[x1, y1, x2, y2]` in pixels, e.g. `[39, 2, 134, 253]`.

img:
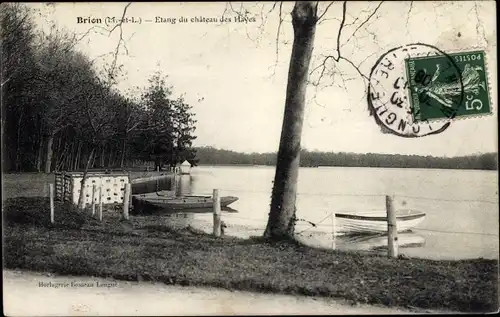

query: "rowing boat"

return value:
[132, 192, 239, 211]
[335, 209, 426, 234]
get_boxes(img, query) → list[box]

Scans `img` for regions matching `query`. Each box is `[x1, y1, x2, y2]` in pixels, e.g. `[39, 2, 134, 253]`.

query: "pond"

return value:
[132, 165, 499, 260]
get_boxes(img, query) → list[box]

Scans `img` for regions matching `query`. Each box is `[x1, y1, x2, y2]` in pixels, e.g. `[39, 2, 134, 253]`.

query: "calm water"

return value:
[133, 166, 499, 260]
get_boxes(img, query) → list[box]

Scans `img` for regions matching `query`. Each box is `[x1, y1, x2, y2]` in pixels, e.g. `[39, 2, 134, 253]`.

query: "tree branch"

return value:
[316, 1, 335, 22]
[405, 1, 413, 32]
[335, 1, 347, 62]
[473, 1, 489, 46]
[343, 1, 383, 46]
[107, 2, 132, 83]
[270, 1, 284, 78]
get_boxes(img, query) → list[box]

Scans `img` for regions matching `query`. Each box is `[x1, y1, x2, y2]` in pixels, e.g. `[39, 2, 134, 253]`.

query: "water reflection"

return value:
[132, 176, 175, 194]
[175, 175, 192, 197]
[132, 174, 195, 196]
[337, 231, 425, 251]
[131, 175, 240, 216]
[295, 231, 426, 252]
[131, 175, 425, 253]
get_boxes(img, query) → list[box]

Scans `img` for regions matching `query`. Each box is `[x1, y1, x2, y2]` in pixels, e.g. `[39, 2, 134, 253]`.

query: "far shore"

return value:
[193, 164, 498, 171]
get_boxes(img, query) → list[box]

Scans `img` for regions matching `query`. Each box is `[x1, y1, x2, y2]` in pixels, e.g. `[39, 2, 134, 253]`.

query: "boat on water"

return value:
[132, 192, 239, 210]
[335, 209, 426, 234]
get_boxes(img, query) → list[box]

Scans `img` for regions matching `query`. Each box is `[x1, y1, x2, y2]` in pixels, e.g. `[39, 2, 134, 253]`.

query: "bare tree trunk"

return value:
[120, 137, 127, 168]
[56, 150, 65, 171]
[264, 1, 317, 241]
[67, 141, 75, 171]
[100, 145, 105, 167]
[14, 112, 24, 171]
[56, 142, 70, 171]
[67, 140, 75, 171]
[44, 133, 54, 173]
[35, 117, 44, 172]
[45, 134, 54, 174]
[66, 145, 73, 170]
[36, 133, 44, 172]
[108, 144, 113, 168]
[77, 147, 95, 210]
[91, 149, 97, 169]
[74, 142, 81, 171]
[55, 134, 62, 163]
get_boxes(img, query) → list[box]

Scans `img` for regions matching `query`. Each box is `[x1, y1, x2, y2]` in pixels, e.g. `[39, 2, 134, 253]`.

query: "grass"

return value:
[1, 171, 172, 200]
[2, 173, 55, 199]
[3, 194, 498, 313]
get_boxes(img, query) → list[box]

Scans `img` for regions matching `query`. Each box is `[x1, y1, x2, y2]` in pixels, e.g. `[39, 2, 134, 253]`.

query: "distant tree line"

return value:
[195, 147, 498, 170]
[1, 4, 197, 173]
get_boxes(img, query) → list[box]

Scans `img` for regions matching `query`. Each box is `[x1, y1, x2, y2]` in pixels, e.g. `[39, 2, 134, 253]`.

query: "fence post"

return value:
[129, 182, 133, 214]
[49, 183, 55, 224]
[98, 187, 103, 222]
[331, 212, 336, 250]
[213, 189, 221, 237]
[123, 183, 131, 220]
[221, 221, 226, 236]
[386, 195, 398, 258]
[91, 185, 96, 216]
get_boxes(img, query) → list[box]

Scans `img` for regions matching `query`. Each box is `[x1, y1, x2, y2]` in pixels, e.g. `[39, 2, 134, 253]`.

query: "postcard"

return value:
[2, 1, 498, 315]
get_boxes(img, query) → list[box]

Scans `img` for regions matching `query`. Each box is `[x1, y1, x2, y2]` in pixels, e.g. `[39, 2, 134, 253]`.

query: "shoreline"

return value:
[4, 197, 498, 313]
[193, 164, 498, 172]
[130, 172, 175, 184]
[3, 172, 498, 313]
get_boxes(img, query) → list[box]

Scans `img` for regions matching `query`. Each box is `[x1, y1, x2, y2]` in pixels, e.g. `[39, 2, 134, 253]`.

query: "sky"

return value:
[30, 1, 497, 157]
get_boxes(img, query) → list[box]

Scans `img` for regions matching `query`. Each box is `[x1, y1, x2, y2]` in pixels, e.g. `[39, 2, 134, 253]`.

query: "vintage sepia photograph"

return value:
[2, 1, 498, 315]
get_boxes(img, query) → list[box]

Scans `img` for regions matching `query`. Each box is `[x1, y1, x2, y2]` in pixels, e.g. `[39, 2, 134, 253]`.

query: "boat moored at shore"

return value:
[335, 209, 426, 234]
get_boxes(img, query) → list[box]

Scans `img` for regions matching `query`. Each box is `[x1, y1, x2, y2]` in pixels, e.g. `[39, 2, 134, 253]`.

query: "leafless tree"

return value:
[252, 1, 385, 240]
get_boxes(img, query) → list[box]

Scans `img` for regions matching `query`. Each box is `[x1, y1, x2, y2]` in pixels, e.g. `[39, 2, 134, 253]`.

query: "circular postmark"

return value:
[367, 43, 464, 137]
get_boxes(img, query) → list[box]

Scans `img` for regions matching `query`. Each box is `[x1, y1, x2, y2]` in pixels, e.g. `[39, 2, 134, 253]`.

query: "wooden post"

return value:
[386, 195, 398, 258]
[98, 187, 103, 222]
[221, 221, 226, 236]
[123, 183, 131, 220]
[78, 175, 88, 211]
[213, 189, 221, 237]
[129, 183, 133, 215]
[91, 185, 96, 216]
[49, 183, 55, 224]
[173, 173, 178, 197]
[331, 212, 336, 250]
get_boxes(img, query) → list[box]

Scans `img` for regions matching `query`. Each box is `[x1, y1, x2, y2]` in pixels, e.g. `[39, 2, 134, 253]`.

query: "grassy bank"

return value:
[3, 196, 498, 313]
[2, 173, 55, 199]
[1, 171, 173, 199]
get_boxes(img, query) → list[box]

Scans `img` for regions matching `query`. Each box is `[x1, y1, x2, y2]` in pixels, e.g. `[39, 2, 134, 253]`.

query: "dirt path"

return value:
[3, 270, 447, 316]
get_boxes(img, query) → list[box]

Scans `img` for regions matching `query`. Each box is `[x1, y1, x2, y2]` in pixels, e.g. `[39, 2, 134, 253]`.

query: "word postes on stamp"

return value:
[405, 50, 491, 122]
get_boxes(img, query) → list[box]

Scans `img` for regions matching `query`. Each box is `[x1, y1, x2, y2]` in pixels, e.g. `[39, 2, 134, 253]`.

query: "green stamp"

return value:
[405, 50, 491, 121]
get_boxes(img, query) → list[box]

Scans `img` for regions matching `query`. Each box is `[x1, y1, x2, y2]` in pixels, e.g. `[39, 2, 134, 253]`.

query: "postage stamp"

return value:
[368, 43, 461, 138]
[405, 50, 491, 122]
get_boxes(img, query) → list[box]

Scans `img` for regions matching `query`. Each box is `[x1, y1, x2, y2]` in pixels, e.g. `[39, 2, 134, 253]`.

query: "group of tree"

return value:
[1, 3, 197, 174]
[4, 2, 491, 241]
[195, 147, 498, 170]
